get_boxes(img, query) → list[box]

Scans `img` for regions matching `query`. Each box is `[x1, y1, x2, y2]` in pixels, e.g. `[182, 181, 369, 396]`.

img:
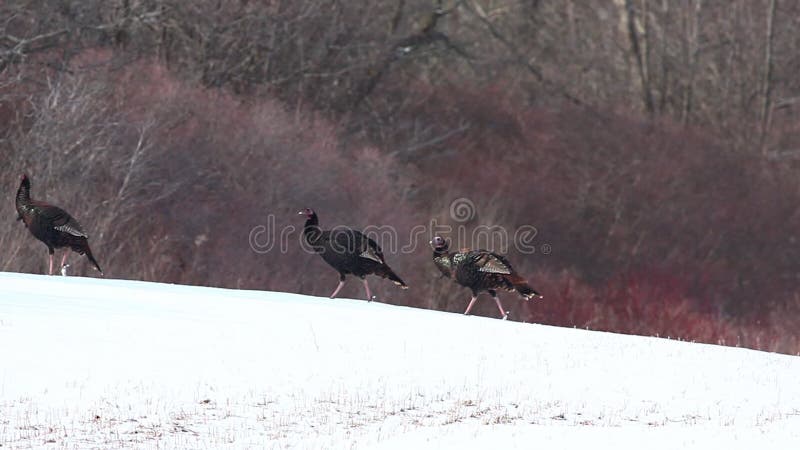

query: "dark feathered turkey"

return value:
[300, 208, 407, 300]
[430, 235, 541, 319]
[16, 174, 103, 276]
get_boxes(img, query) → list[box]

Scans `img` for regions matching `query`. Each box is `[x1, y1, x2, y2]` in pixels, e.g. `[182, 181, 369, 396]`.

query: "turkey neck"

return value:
[432, 247, 453, 274]
[303, 214, 322, 245]
[16, 179, 33, 216]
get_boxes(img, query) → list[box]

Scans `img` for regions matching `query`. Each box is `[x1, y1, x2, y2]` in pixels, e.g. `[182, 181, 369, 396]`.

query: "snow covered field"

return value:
[1, 272, 799, 449]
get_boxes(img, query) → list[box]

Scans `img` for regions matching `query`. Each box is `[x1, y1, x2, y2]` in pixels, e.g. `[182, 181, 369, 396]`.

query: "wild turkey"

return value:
[299, 208, 407, 300]
[430, 235, 541, 319]
[15, 174, 103, 276]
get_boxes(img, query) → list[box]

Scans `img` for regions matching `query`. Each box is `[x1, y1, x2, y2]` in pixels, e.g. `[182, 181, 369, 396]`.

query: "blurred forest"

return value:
[2, 0, 800, 354]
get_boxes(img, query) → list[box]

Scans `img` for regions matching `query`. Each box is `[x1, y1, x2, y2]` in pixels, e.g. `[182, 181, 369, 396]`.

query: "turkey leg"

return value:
[493, 295, 509, 320]
[330, 275, 346, 298]
[363, 279, 374, 302]
[60, 251, 70, 276]
[329, 281, 345, 298]
[464, 295, 479, 315]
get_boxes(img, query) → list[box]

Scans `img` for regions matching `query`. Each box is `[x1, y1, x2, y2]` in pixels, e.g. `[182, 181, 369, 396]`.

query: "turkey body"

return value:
[300, 208, 407, 299]
[15, 174, 103, 275]
[453, 252, 530, 295]
[313, 229, 391, 279]
[431, 236, 540, 319]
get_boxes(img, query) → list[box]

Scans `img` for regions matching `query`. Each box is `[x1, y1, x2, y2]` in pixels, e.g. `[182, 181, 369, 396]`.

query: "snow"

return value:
[1, 272, 799, 449]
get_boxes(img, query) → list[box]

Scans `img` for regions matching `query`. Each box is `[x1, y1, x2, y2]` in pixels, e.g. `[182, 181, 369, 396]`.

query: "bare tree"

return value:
[759, 0, 777, 155]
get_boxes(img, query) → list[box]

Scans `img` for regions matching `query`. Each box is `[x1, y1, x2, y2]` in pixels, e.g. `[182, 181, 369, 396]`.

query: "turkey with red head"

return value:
[430, 235, 541, 319]
[15, 174, 103, 276]
[299, 208, 407, 300]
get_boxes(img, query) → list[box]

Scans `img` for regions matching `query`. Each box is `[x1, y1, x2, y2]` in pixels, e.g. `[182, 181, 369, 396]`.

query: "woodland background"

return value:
[2, 0, 800, 354]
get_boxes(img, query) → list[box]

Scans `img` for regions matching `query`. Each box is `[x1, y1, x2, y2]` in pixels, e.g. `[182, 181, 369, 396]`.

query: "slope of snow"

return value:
[1, 272, 798, 449]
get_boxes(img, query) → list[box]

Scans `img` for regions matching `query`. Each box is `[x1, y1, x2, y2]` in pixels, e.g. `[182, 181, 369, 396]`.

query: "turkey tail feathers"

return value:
[82, 243, 103, 276]
[506, 273, 542, 299]
[380, 266, 408, 289]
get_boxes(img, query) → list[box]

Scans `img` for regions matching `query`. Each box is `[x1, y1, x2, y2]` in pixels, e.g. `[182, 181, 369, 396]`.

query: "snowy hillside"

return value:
[1, 272, 799, 449]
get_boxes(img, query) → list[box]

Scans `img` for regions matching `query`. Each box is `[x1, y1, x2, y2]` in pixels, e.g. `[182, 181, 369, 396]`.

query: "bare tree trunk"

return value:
[390, 0, 406, 34]
[624, 0, 654, 114]
[642, 0, 651, 102]
[681, 0, 702, 125]
[657, 0, 670, 113]
[759, 0, 777, 155]
[566, 0, 578, 51]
